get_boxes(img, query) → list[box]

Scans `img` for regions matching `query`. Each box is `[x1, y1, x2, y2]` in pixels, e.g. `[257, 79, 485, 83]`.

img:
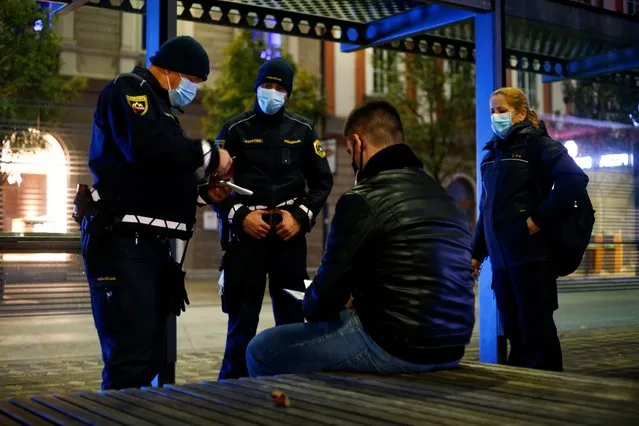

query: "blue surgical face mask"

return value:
[167, 74, 198, 108]
[257, 87, 286, 115]
[491, 112, 513, 138]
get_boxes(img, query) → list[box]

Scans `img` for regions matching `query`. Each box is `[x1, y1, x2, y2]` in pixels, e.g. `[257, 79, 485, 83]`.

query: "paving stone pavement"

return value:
[1, 325, 639, 400]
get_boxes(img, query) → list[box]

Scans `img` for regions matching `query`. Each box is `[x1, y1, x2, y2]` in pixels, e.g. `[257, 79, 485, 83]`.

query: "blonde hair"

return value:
[491, 87, 540, 128]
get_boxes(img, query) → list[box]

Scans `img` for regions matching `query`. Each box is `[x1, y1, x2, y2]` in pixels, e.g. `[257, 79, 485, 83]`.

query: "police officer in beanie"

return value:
[204, 58, 333, 379]
[83, 35, 233, 390]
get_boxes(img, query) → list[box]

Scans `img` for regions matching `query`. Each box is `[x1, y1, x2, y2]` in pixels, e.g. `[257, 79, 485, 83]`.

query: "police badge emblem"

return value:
[126, 95, 149, 116]
[313, 139, 326, 158]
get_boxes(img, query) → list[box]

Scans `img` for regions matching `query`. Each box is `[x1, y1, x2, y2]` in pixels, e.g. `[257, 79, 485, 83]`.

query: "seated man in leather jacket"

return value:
[246, 100, 476, 376]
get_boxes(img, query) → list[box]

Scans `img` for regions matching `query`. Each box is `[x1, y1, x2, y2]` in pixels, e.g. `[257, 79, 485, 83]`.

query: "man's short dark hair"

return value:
[343, 100, 404, 145]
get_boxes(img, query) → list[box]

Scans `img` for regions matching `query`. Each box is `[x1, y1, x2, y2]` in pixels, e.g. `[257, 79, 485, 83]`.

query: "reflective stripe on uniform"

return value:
[227, 203, 244, 223]
[298, 204, 314, 222]
[92, 188, 189, 232]
[121, 214, 188, 232]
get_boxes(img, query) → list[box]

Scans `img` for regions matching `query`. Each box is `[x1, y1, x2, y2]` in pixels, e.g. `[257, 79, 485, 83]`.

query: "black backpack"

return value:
[548, 188, 596, 276]
[529, 131, 596, 277]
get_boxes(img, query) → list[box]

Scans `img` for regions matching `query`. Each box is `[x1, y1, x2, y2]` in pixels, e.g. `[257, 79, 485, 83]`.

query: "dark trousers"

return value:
[493, 262, 563, 372]
[83, 231, 171, 390]
[218, 234, 308, 380]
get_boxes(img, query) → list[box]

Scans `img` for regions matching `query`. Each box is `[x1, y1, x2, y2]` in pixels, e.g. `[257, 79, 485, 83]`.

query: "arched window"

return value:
[1, 130, 69, 262]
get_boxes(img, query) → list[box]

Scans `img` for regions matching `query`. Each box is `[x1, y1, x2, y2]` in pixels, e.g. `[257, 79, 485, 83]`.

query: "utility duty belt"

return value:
[73, 184, 191, 235]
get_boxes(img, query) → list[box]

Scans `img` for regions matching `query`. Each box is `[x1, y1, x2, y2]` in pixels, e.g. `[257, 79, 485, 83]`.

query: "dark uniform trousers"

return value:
[218, 231, 308, 380]
[83, 230, 172, 390]
[492, 262, 563, 372]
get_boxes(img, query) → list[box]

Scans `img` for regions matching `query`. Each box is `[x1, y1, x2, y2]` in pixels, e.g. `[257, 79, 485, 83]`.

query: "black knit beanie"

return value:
[254, 58, 294, 94]
[149, 36, 210, 81]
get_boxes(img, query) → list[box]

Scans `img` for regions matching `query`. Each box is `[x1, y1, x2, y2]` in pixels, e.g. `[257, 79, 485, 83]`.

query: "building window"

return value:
[372, 49, 398, 94]
[1, 131, 70, 262]
[252, 31, 282, 61]
[517, 71, 539, 110]
[627, 0, 639, 14]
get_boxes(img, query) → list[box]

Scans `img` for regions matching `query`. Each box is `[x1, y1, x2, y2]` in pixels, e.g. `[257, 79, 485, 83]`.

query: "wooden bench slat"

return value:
[213, 379, 383, 426]
[326, 370, 637, 423]
[463, 361, 639, 389]
[113, 389, 219, 426]
[167, 384, 300, 425]
[0, 400, 52, 426]
[97, 390, 198, 426]
[189, 382, 334, 424]
[144, 386, 283, 426]
[9, 398, 86, 426]
[268, 374, 545, 426]
[428, 366, 639, 411]
[54, 394, 156, 426]
[70, 392, 162, 426]
[31, 395, 120, 426]
[240, 375, 491, 426]
[307, 372, 614, 425]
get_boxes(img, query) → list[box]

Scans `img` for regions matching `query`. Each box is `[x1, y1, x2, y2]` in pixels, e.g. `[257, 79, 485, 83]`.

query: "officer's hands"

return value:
[243, 210, 271, 239]
[276, 209, 301, 241]
[216, 148, 233, 179]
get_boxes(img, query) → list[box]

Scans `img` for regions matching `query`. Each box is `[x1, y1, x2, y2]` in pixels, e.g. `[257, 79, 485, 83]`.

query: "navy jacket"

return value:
[89, 67, 216, 238]
[472, 121, 589, 269]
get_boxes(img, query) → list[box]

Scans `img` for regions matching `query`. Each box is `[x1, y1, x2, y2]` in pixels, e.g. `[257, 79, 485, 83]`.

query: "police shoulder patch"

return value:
[126, 94, 148, 116]
[313, 139, 326, 158]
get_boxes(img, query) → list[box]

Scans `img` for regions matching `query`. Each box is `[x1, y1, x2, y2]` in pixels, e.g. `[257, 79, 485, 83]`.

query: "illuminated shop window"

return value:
[1, 130, 69, 262]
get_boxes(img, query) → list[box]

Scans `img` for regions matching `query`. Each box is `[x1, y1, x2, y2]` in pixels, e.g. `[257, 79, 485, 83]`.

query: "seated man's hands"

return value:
[345, 296, 354, 310]
[471, 259, 481, 279]
[276, 209, 301, 241]
[243, 210, 271, 240]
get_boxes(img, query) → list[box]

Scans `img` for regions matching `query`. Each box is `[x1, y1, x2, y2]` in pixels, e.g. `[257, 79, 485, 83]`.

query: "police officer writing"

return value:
[205, 58, 333, 380]
[82, 36, 232, 390]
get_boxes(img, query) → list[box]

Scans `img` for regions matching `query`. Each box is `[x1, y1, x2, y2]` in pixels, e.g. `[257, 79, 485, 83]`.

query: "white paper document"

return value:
[282, 280, 313, 301]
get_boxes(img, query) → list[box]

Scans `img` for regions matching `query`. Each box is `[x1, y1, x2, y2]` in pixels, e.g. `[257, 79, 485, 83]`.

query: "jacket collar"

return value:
[253, 99, 286, 127]
[133, 66, 171, 104]
[484, 120, 533, 150]
[358, 144, 424, 181]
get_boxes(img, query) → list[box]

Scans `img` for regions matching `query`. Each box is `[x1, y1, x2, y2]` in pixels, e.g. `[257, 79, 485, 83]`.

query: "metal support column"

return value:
[634, 138, 639, 278]
[145, 0, 178, 387]
[474, 0, 508, 364]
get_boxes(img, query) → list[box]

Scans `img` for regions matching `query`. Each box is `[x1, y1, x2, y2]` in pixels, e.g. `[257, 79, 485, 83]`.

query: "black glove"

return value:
[163, 258, 190, 317]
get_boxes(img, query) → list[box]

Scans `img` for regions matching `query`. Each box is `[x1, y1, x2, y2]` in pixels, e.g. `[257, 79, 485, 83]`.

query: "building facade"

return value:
[2, 0, 636, 281]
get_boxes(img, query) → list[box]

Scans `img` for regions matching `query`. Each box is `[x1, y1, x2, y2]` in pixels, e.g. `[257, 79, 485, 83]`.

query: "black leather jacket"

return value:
[472, 121, 589, 269]
[303, 144, 475, 364]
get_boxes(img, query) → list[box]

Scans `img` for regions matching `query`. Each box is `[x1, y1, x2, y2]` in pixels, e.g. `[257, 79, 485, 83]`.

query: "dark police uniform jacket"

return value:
[89, 66, 217, 239]
[205, 105, 333, 245]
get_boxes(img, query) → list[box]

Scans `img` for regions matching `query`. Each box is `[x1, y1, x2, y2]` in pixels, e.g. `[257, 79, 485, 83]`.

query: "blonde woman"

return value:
[472, 87, 588, 371]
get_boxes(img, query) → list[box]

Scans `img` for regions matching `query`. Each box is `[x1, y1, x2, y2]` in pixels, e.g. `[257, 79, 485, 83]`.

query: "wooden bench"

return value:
[1, 361, 638, 425]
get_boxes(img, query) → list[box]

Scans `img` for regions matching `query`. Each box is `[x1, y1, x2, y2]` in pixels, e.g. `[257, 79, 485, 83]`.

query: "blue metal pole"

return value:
[474, 0, 507, 364]
[146, 0, 178, 387]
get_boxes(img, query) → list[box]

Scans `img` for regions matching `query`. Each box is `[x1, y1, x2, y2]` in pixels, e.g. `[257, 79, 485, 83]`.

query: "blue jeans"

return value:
[246, 309, 462, 377]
